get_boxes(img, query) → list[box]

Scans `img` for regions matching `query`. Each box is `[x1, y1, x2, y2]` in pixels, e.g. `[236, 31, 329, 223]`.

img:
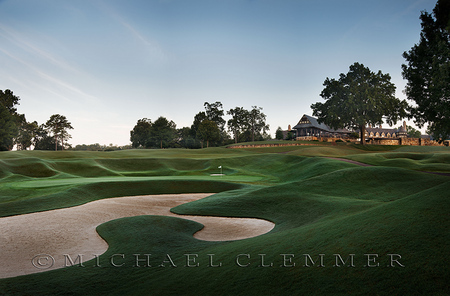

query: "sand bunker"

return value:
[0, 193, 274, 279]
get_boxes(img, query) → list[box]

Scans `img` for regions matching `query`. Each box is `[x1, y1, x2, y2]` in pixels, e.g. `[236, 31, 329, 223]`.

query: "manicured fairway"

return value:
[0, 145, 448, 295]
[11, 175, 263, 188]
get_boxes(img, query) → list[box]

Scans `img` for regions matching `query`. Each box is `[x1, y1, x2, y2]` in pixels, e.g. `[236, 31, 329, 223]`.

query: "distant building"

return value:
[365, 121, 407, 140]
[280, 125, 292, 140]
[292, 114, 352, 139]
[288, 115, 437, 146]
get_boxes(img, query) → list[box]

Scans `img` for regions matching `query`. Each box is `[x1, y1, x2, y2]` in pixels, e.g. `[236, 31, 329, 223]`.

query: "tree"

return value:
[130, 118, 152, 148]
[227, 107, 249, 143]
[406, 125, 422, 138]
[45, 114, 73, 151]
[15, 117, 39, 150]
[191, 111, 207, 139]
[227, 106, 269, 143]
[197, 120, 220, 148]
[177, 127, 201, 149]
[402, 0, 450, 141]
[150, 116, 176, 149]
[204, 101, 225, 132]
[248, 106, 269, 142]
[33, 124, 58, 150]
[192, 102, 226, 146]
[275, 127, 284, 140]
[0, 104, 16, 151]
[0, 89, 20, 114]
[0, 89, 20, 151]
[311, 62, 407, 145]
[130, 117, 177, 149]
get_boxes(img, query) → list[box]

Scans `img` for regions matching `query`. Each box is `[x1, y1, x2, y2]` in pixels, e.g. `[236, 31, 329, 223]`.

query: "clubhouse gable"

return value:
[292, 114, 352, 139]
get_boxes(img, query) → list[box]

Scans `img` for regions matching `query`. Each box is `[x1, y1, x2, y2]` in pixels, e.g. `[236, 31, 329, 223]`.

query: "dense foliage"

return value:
[0, 89, 74, 151]
[0, 89, 20, 151]
[227, 106, 270, 143]
[402, 0, 450, 141]
[130, 102, 270, 149]
[311, 62, 408, 144]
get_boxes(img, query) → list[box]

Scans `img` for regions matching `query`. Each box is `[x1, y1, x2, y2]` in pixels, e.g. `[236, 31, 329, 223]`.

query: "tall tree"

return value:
[0, 89, 20, 114]
[45, 114, 73, 151]
[0, 104, 16, 151]
[191, 111, 207, 139]
[33, 124, 58, 150]
[0, 89, 20, 150]
[311, 62, 407, 145]
[402, 0, 450, 141]
[197, 120, 220, 148]
[227, 107, 249, 143]
[150, 116, 176, 149]
[248, 106, 269, 142]
[204, 101, 225, 132]
[192, 102, 226, 146]
[15, 116, 38, 150]
[130, 118, 152, 148]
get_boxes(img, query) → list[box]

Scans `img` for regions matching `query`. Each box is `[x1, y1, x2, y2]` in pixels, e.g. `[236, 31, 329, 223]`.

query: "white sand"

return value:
[0, 193, 274, 278]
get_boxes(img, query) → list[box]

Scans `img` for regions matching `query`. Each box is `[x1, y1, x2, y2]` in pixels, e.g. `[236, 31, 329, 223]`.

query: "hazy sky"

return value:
[0, 0, 438, 146]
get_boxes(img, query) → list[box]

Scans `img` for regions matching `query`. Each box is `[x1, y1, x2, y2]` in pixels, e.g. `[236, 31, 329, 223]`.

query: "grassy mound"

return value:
[0, 158, 57, 178]
[0, 179, 244, 217]
[0, 153, 357, 217]
[346, 151, 450, 173]
[172, 166, 449, 224]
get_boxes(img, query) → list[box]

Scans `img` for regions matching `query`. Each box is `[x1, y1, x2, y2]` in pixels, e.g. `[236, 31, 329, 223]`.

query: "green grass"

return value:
[346, 151, 450, 173]
[0, 153, 359, 217]
[0, 146, 449, 295]
[1, 166, 448, 295]
[0, 147, 253, 160]
[396, 146, 450, 153]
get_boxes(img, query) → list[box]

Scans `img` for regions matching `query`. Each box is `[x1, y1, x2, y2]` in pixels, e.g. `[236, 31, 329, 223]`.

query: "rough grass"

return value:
[0, 146, 449, 295]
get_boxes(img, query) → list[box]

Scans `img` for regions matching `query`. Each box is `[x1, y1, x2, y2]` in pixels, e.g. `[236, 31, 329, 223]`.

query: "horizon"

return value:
[0, 0, 438, 146]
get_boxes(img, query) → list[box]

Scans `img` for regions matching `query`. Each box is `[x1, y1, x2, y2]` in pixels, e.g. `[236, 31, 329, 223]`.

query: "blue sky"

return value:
[0, 0, 438, 146]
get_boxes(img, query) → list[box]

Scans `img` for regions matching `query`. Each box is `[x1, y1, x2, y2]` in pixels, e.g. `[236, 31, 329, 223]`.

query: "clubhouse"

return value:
[290, 114, 409, 142]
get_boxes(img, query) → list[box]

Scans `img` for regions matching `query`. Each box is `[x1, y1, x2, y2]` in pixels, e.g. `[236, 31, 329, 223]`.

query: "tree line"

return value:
[0, 91, 269, 151]
[130, 102, 270, 149]
[0, 89, 73, 151]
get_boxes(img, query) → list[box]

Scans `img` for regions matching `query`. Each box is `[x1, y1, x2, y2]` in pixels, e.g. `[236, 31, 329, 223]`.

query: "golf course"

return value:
[0, 142, 449, 295]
